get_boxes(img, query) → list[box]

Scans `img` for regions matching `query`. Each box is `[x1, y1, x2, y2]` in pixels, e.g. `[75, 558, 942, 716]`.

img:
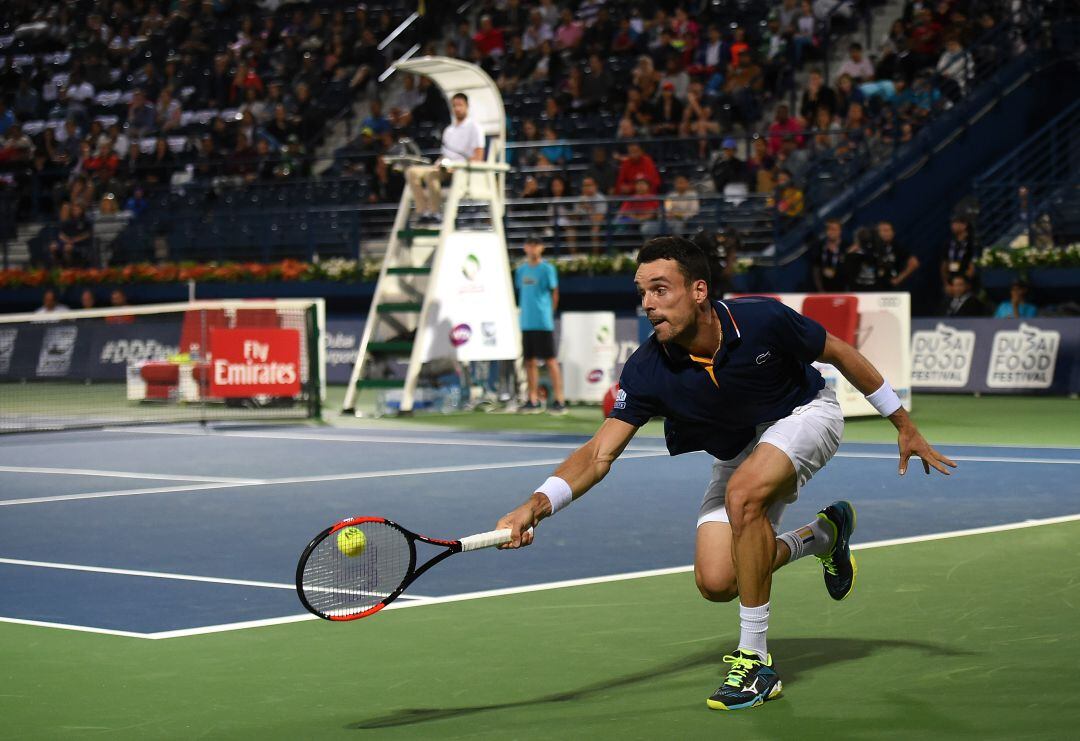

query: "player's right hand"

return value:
[496, 499, 542, 549]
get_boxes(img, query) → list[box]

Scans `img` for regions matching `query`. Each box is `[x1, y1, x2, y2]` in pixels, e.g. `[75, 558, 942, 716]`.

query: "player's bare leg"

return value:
[725, 443, 796, 608]
[694, 522, 791, 603]
[705, 442, 796, 711]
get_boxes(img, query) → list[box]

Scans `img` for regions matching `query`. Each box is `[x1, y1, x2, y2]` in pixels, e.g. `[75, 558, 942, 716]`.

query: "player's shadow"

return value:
[346, 636, 972, 730]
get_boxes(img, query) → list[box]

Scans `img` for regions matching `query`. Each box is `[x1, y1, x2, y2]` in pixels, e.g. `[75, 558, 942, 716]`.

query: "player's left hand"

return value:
[898, 426, 957, 476]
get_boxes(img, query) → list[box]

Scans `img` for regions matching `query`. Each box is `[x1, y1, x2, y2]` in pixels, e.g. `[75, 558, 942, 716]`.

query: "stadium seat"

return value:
[801, 294, 859, 345]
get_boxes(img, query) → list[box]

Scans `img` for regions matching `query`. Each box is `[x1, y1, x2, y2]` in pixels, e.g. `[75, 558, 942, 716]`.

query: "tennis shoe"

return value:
[817, 500, 857, 601]
[548, 401, 568, 416]
[519, 401, 543, 414]
[706, 650, 782, 711]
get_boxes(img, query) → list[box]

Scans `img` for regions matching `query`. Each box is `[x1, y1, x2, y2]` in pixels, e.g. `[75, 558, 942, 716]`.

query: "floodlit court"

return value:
[1, 396, 1078, 739]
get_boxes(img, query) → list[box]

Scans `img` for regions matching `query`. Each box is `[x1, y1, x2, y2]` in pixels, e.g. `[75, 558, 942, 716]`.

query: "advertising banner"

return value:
[419, 231, 521, 363]
[208, 328, 301, 398]
[910, 318, 1080, 394]
[726, 292, 913, 418]
[559, 312, 619, 402]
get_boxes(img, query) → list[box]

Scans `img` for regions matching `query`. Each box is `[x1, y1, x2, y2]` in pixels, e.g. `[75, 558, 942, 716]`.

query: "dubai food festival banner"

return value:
[910, 318, 1080, 394]
[419, 231, 521, 363]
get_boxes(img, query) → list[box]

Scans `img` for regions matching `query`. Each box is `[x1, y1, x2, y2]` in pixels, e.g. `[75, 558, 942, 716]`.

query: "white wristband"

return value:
[866, 380, 902, 417]
[537, 476, 573, 514]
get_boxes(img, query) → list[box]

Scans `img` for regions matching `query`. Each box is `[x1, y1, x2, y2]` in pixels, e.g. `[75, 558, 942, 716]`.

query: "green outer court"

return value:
[2, 394, 1079, 739]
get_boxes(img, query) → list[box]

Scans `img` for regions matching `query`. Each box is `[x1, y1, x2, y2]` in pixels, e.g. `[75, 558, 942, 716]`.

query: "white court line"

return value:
[105, 425, 669, 453]
[0, 557, 430, 601]
[0, 465, 262, 484]
[0, 452, 667, 507]
[3, 512, 1077, 641]
[835, 452, 1080, 465]
[0, 616, 149, 639]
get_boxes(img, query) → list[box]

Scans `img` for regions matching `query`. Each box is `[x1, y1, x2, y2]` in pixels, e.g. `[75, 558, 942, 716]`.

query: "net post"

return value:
[306, 303, 323, 422]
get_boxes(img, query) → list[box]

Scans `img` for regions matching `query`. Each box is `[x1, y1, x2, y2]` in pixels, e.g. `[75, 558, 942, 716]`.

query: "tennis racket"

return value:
[295, 516, 526, 621]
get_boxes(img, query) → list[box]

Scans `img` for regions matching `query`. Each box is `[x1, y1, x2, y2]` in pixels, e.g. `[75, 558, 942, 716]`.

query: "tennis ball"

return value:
[336, 527, 367, 557]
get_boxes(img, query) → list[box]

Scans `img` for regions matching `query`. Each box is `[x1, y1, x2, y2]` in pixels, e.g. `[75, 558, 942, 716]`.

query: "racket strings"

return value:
[300, 521, 410, 618]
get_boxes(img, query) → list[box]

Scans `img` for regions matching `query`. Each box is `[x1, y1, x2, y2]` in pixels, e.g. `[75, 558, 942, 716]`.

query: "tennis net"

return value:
[0, 298, 325, 432]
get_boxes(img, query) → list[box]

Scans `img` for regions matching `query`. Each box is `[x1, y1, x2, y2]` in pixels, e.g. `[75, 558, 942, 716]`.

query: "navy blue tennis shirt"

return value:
[611, 298, 827, 460]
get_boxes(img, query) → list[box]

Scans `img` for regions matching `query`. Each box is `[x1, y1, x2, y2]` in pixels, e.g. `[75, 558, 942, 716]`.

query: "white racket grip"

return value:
[459, 527, 535, 552]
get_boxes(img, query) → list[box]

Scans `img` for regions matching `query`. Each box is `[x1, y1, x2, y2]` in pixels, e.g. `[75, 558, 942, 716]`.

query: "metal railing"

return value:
[14, 191, 787, 269]
[973, 99, 1080, 248]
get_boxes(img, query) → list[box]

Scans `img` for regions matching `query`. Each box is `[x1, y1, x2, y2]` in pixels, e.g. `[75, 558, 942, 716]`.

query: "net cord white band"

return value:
[537, 476, 573, 514]
[866, 380, 902, 417]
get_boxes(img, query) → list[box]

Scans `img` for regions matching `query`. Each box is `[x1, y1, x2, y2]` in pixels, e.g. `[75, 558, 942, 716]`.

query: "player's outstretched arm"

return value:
[819, 333, 957, 476]
[497, 417, 639, 548]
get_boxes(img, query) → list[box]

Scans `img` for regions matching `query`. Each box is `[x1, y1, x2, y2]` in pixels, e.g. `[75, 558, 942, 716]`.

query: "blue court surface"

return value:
[0, 424, 1077, 637]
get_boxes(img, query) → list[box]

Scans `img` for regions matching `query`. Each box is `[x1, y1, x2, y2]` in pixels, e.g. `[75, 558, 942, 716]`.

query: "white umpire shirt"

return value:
[440, 116, 485, 162]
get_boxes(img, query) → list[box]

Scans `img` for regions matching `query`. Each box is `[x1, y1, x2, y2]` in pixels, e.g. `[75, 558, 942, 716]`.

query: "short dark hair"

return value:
[637, 236, 711, 290]
[452, 92, 468, 104]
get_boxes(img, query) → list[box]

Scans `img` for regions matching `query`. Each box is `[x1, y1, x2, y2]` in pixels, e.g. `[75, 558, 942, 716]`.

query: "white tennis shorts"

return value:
[697, 386, 844, 531]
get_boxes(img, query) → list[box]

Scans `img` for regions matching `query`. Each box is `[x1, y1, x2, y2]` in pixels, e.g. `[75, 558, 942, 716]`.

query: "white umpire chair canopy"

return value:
[395, 56, 507, 167]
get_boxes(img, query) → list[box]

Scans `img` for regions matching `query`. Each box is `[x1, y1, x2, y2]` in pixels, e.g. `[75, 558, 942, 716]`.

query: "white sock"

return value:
[738, 602, 770, 660]
[777, 515, 835, 564]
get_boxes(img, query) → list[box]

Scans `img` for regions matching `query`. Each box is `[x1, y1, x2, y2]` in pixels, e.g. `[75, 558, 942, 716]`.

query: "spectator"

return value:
[836, 42, 874, 82]
[0, 124, 35, 164]
[539, 125, 572, 165]
[499, 35, 538, 92]
[554, 8, 585, 53]
[876, 220, 920, 289]
[573, 175, 608, 254]
[662, 174, 701, 228]
[800, 68, 838, 119]
[615, 143, 661, 196]
[151, 87, 182, 134]
[35, 288, 70, 314]
[941, 216, 978, 288]
[773, 169, 805, 228]
[793, 1, 819, 67]
[993, 280, 1038, 319]
[586, 146, 618, 195]
[651, 82, 684, 136]
[522, 9, 554, 51]
[49, 204, 93, 267]
[936, 35, 974, 99]
[473, 15, 506, 58]
[767, 107, 805, 159]
[941, 274, 987, 317]
[144, 137, 176, 186]
[124, 187, 148, 217]
[695, 24, 724, 74]
[547, 175, 574, 243]
[710, 137, 750, 194]
[126, 90, 157, 135]
[812, 218, 848, 291]
[80, 289, 97, 310]
[617, 176, 661, 229]
[0, 100, 13, 137]
[514, 235, 566, 414]
[844, 226, 881, 291]
[106, 287, 135, 324]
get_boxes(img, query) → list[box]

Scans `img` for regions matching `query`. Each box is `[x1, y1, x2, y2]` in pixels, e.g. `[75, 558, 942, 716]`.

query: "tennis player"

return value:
[496, 236, 956, 711]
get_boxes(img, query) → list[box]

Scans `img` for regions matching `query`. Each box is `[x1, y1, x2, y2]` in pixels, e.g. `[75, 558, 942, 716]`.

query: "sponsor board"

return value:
[36, 326, 78, 377]
[986, 323, 1060, 389]
[0, 329, 16, 374]
[910, 318, 1079, 394]
[208, 328, 301, 397]
[911, 323, 975, 387]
